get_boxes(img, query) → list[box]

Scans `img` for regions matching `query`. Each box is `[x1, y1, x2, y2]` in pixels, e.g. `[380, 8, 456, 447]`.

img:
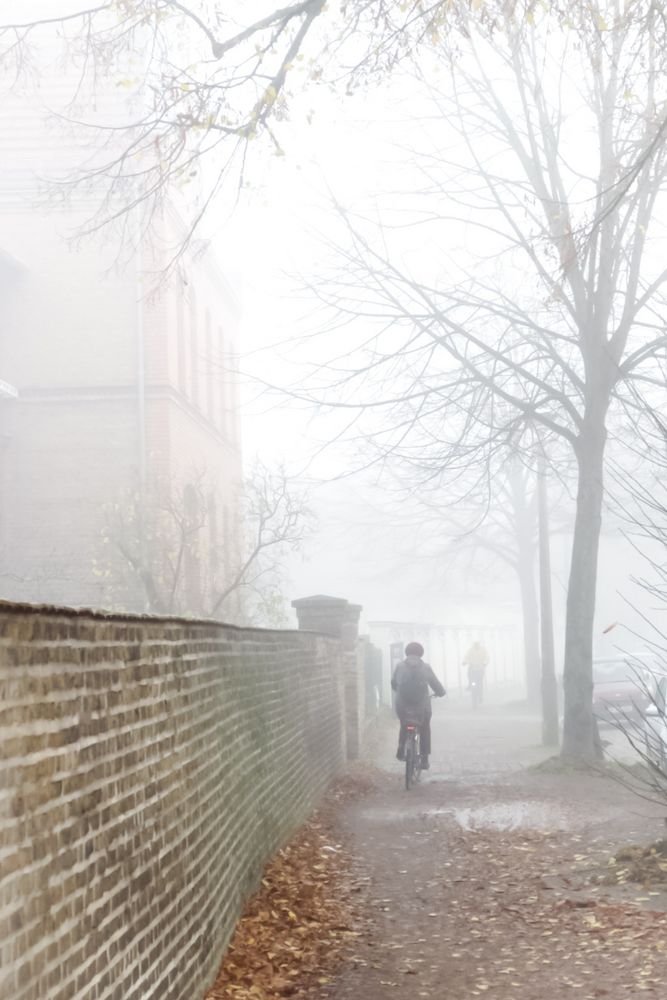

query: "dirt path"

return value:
[313, 702, 667, 999]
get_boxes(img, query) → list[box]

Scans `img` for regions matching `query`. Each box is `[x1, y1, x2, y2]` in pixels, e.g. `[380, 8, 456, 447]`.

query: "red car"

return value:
[593, 657, 650, 723]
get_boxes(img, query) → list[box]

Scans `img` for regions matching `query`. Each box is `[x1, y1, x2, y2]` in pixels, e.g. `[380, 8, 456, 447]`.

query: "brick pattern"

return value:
[0, 602, 345, 1000]
[291, 597, 364, 761]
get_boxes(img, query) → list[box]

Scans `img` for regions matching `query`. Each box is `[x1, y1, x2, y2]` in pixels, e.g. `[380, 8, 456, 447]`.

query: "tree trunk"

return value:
[516, 543, 541, 707]
[561, 420, 607, 761]
[509, 468, 541, 705]
[538, 460, 559, 747]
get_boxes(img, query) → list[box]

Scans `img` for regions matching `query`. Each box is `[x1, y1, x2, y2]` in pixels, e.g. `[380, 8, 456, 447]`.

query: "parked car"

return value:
[643, 676, 667, 770]
[592, 656, 651, 724]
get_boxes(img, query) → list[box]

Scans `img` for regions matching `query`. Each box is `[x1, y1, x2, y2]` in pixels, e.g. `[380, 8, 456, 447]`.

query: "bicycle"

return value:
[404, 714, 422, 790]
[401, 694, 440, 790]
[470, 677, 483, 709]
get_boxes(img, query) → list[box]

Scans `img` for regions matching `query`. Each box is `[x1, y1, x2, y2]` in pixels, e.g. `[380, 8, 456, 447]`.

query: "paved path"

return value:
[384, 697, 553, 778]
[314, 703, 667, 1000]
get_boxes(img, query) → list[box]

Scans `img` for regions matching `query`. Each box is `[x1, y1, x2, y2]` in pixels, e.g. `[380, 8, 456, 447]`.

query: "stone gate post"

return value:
[291, 595, 364, 760]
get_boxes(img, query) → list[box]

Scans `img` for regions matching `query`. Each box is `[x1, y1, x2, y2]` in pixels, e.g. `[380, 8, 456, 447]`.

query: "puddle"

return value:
[433, 800, 569, 832]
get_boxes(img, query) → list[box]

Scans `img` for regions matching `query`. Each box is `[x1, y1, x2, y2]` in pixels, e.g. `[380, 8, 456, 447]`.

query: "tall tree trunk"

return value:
[516, 539, 541, 706]
[509, 468, 541, 705]
[538, 460, 559, 746]
[561, 417, 607, 761]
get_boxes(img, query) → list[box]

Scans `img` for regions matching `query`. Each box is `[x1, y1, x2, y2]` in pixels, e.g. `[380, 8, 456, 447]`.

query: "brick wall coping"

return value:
[0, 598, 339, 638]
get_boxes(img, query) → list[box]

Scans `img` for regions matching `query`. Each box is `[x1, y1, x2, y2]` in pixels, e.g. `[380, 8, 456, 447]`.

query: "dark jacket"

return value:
[391, 655, 445, 718]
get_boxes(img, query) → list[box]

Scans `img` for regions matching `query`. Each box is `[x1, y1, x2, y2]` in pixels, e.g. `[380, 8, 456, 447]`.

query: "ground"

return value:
[208, 698, 667, 1000]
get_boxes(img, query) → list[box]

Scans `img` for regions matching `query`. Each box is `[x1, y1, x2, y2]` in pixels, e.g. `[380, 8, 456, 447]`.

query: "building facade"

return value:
[0, 44, 249, 618]
[0, 203, 243, 615]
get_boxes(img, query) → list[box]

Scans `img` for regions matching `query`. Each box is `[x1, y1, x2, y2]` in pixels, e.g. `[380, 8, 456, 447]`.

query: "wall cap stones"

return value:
[0, 598, 311, 637]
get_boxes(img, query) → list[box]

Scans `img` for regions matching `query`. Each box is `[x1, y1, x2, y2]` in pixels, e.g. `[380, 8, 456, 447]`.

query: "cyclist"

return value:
[391, 642, 445, 770]
[463, 641, 489, 704]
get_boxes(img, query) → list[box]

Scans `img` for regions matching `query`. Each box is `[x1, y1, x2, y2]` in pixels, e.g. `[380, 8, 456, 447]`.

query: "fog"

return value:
[1, 1, 667, 733]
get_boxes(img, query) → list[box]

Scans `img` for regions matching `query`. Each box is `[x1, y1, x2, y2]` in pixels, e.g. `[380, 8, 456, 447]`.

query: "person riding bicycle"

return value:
[391, 642, 445, 770]
[463, 641, 489, 702]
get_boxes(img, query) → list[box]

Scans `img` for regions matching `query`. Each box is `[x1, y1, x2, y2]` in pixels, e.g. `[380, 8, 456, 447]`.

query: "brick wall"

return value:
[0, 602, 346, 1000]
[291, 597, 366, 761]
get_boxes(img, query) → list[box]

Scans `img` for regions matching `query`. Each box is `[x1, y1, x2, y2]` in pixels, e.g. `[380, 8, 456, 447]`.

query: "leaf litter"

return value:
[292, 772, 667, 1000]
[431, 825, 667, 997]
[205, 769, 377, 1000]
[204, 757, 667, 999]
[600, 839, 667, 888]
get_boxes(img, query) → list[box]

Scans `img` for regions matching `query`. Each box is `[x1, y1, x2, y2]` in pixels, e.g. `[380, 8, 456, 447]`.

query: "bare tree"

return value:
[507, 463, 541, 709]
[289, 1, 667, 761]
[438, 462, 542, 706]
[607, 459, 667, 798]
[609, 666, 667, 806]
[208, 459, 312, 621]
[0, 0, 457, 267]
[7, 3, 667, 761]
[95, 461, 312, 624]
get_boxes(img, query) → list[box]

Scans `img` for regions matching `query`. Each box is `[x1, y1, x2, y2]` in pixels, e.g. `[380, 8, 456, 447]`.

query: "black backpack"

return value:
[398, 663, 428, 707]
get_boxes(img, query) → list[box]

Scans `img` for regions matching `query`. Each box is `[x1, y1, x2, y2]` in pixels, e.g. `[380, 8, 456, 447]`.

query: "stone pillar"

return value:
[292, 595, 352, 638]
[360, 635, 384, 715]
[292, 595, 365, 760]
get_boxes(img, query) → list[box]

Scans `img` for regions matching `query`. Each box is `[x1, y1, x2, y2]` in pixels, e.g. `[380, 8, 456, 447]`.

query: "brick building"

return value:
[0, 200, 243, 615]
[0, 49, 245, 616]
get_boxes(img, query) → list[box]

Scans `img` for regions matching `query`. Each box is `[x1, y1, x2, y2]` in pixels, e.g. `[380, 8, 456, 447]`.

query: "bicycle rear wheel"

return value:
[413, 737, 422, 782]
[405, 738, 415, 790]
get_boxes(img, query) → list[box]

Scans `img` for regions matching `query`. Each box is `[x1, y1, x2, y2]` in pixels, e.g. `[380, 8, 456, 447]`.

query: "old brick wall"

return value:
[0, 602, 346, 1000]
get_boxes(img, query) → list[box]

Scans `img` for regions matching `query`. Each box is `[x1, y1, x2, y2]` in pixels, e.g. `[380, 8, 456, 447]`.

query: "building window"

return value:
[205, 308, 213, 422]
[228, 339, 239, 445]
[217, 326, 226, 435]
[208, 491, 219, 587]
[222, 504, 231, 582]
[176, 283, 186, 395]
[183, 483, 202, 613]
[189, 288, 199, 406]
